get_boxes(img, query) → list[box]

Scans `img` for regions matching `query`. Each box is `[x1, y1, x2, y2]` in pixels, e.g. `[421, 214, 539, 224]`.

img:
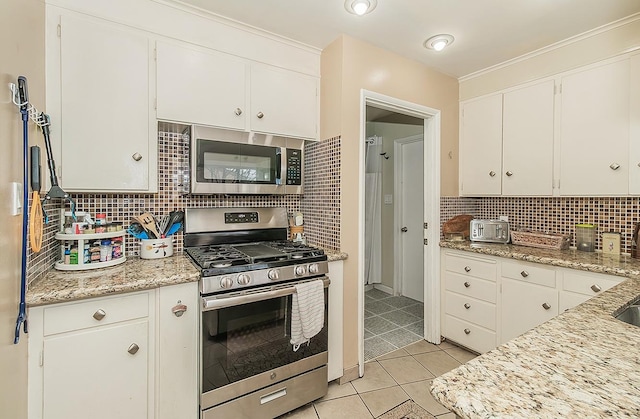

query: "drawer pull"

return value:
[506, 171, 513, 177]
[172, 303, 188, 317]
[260, 387, 287, 405]
[464, 266, 471, 272]
[131, 152, 142, 162]
[234, 107, 243, 116]
[127, 343, 140, 355]
[92, 309, 106, 321]
[464, 328, 471, 335]
[257, 111, 265, 119]
[520, 270, 529, 278]
[464, 303, 471, 309]
[590, 284, 602, 293]
[609, 163, 621, 171]
[489, 171, 496, 177]
[464, 281, 471, 288]
[542, 303, 551, 310]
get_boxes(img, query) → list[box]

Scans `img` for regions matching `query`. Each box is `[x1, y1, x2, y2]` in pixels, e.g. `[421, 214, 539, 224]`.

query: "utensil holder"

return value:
[140, 238, 174, 259]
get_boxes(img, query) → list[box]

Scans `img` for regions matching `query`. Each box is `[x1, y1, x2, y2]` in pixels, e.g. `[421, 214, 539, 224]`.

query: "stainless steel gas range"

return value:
[184, 207, 329, 419]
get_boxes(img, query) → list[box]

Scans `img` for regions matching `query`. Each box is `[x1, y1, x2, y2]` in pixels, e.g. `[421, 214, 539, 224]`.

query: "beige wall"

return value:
[460, 17, 640, 100]
[321, 35, 459, 371]
[0, 0, 45, 415]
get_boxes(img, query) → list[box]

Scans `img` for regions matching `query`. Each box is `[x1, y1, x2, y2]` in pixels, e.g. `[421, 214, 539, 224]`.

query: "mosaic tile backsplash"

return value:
[27, 131, 341, 284]
[441, 196, 640, 254]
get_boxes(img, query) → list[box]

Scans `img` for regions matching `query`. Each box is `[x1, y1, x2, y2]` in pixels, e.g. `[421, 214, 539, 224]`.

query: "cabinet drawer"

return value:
[444, 315, 496, 354]
[501, 260, 556, 288]
[44, 292, 149, 336]
[562, 270, 623, 297]
[445, 253, 497, 281]
[444, 291, 496, 330]
[444, 273, 497, 304]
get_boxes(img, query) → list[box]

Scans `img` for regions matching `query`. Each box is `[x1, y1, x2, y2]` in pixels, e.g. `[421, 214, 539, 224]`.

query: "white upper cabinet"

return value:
[249, 64, 318, 140]
[502, 80, 555, 196]
[459, 93, 503, 195]
[559, 58, 630, 195]
[53, 13, 156, 192]
[460, 80, 554, 196]
[630, 54, 640, 195]
[156, 42, 247, 130]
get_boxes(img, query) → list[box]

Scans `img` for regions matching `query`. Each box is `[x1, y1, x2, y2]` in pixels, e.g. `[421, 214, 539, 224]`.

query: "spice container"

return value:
[99, 239, 113, 262]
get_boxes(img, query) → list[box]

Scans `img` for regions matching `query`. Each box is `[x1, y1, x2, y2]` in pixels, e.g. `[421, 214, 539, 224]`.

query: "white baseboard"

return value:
[373, 283, 394, 295]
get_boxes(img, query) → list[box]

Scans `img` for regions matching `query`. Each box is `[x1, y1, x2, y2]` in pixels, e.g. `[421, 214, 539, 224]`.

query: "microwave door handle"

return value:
[276, 148, 283, 185]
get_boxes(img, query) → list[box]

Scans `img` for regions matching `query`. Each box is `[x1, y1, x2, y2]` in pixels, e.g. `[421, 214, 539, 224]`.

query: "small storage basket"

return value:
[510, 231, 570, 250]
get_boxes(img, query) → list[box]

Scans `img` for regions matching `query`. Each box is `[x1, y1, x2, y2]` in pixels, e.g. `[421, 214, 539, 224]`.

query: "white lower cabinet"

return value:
[441, 249, 626, 352]
[328, 260, 344, 382]
[29, 282, 200, 419]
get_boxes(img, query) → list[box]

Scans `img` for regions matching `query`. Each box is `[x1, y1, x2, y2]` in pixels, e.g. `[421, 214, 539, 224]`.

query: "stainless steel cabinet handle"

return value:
[464, 266, 471, 272]
[127, 343, 139, 355]
[590, 284, 602, 293]
[520, 270, 529, 278]
[609, 163, 621, 170]
[93, 309, 106, 321]
[171, 303, 188, 317]
[464, 281, 471, 288]
[506, 171, 513, 177]
[401, 227, 408, 232]
[132, 153, 142, 162]
[489, 171, 496, 177]
[464, 328, 471, 335]
[542, 303, 551, 310]
[235, 108, 243, 116]
[464, 303, 471, 309]
[257, 111, 264, 119]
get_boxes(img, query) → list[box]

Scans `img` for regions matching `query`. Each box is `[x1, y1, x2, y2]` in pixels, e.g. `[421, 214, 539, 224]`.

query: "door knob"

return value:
[132, 153, 142, 162]
[127, 343, 140, 355]
[489, 171, 496, 177]
[235, 108, 243, 116]
[93, 309, 106, 321]
[401, 227, 408, 232]
[542, 303, 551, 310]
[257, 111, 264, 119]
[506, 171, 513, 177]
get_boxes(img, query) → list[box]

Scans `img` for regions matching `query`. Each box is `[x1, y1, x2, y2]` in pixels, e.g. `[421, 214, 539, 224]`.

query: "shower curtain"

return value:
[364, 136, 382, 285]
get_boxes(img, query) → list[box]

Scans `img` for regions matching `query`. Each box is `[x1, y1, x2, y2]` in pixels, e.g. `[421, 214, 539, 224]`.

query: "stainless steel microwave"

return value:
[190, 125, 304, 195]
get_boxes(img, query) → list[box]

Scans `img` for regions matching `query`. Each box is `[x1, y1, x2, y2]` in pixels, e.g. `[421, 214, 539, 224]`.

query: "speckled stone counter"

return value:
[326, 250, 348, 262]
[27, 255, 200, 306]
[431, 241, 640, 418]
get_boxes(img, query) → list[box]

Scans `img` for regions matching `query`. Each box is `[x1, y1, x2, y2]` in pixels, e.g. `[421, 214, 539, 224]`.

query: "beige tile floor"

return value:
[279, 340, 476, 419]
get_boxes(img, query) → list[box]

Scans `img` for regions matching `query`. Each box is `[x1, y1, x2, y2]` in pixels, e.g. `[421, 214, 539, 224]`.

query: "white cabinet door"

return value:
[250, 64, 318, 140]
[58, 14, 154, 191]
[327, 261, 344, 382]
[502, 80, 555, 196]
[157, 282, 199, 419]
[156, 42, 247, 130]
[559, 59, 630, 195]
[459, 94, 503, 195]
[501, 278, 558, 343]
[43, 321, 149, 419]
[630, 54, 640, 194]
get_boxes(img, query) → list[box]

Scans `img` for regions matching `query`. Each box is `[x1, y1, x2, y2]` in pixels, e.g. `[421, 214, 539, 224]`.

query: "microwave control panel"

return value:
[286, 149, 302, 185]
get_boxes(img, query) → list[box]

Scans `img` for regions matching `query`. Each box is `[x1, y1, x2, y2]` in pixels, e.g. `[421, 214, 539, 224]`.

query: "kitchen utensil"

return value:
[127, 223, 149, 239]
[29, 145, 43, 252]
[162, 210, 184, 237]
[15, 76, 29, 344]
[134, 212, 160, 239]
[165, 222, 182, 236]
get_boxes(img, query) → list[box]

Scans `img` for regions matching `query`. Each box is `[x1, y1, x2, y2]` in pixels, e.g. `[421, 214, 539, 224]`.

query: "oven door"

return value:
[200, 277, 329, 412]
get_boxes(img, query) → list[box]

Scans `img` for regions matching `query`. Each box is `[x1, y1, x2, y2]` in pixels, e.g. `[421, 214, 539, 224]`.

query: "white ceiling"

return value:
[174, 0, 640, 78]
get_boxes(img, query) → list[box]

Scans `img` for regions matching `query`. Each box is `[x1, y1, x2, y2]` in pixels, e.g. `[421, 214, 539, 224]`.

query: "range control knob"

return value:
[268, 270, 280, 281]
[308, 263, 319, 274]
[237, 274, 251, 285]
[220, 277, 234, 289]
[295, 265, 307, 276]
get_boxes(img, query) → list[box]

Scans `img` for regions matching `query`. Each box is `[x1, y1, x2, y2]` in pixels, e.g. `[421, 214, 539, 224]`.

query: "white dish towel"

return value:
[290, 279, 325, 351]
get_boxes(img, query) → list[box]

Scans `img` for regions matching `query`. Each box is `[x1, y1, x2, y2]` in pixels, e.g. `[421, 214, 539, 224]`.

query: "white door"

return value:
[400, 139, 424, 303]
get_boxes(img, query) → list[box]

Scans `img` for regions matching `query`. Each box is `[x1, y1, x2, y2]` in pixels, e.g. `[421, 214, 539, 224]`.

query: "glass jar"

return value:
[100, 239, 113, 262]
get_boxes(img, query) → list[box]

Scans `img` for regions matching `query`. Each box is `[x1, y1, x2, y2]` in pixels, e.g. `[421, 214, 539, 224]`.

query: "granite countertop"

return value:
[431, 241, 640, 418]
[27, 248, 347, 307]
[27, 255, 200, 306]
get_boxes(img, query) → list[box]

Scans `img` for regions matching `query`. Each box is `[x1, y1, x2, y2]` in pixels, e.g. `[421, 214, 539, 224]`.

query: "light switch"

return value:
[10, 182, 22, 216]
[384, 194, 393, 204]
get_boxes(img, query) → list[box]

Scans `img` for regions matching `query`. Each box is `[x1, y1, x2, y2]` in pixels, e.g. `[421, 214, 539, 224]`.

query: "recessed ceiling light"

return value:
[345, 0, 377, 16]
[424, 34, 454, 51]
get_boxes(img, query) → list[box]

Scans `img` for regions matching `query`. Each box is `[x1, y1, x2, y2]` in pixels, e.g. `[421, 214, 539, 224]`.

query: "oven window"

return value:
[197, 139, 278, 184]
[201, 290, 328, 393]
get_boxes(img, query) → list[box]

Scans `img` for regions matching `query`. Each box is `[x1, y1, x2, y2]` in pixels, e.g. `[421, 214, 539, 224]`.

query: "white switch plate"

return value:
[499, 215, 508, 222]
[384, 194, 393, 204]
[10, 182, 22, 216]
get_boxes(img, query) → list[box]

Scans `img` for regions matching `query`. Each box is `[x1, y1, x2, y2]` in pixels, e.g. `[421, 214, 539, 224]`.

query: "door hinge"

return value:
[39, 349, 44, 367]
[423, 239, 428, 245]
[424, 222, 428, 229]
[57, 24, 61, 38]
[154, 98, 157, 110]
[153, 47, 157, 61]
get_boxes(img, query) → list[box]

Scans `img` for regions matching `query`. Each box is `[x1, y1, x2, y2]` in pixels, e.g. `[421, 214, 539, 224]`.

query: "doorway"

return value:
[359, 91, 441, 374]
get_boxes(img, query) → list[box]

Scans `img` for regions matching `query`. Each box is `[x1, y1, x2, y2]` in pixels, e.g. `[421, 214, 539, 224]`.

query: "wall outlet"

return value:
[384, 194, 393, 205]
[499, 215, 508, 222]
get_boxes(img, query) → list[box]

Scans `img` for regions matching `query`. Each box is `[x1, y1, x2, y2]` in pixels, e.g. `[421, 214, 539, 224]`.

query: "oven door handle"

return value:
[202, 277, 330, 311]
